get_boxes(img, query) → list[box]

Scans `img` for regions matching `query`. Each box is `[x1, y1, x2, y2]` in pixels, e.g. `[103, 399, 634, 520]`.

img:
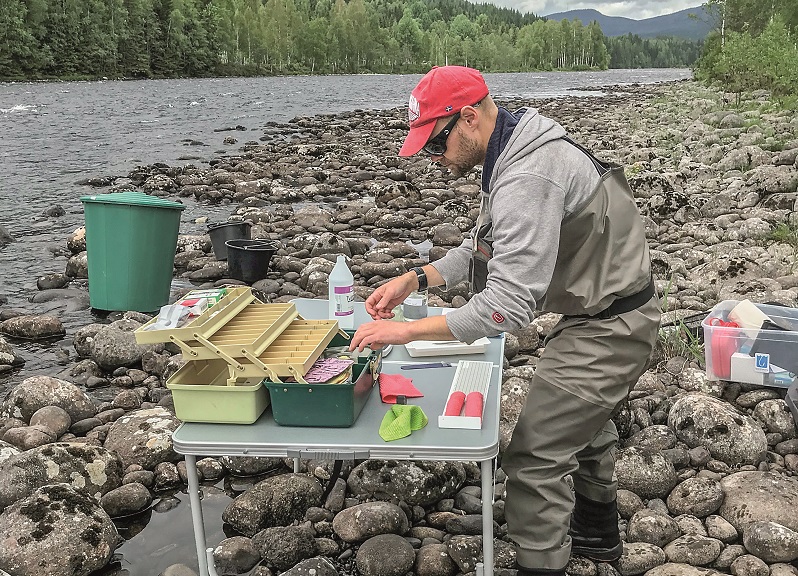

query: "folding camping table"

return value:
[172, 299, 504, 576]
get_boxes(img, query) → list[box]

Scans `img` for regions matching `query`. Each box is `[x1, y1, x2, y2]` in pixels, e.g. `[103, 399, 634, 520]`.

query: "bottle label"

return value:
[333, 285, 354, 316]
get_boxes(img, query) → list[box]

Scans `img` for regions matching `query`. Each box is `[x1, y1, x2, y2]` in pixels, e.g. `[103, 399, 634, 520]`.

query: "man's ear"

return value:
[459, 105, 479, 129]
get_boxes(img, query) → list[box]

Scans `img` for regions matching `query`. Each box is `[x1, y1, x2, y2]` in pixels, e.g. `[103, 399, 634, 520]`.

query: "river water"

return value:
[0, 68, 690, 575]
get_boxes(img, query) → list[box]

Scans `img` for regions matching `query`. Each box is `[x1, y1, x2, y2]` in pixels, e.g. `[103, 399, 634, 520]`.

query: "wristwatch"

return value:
[410, 267, 428, 291]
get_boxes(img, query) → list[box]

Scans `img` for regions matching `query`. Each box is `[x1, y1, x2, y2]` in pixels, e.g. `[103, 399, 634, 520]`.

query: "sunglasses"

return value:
[422, 112, 461, 156]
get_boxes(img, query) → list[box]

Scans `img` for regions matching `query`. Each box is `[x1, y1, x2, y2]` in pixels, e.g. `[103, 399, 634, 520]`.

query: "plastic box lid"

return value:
[80, 191, 186, 210]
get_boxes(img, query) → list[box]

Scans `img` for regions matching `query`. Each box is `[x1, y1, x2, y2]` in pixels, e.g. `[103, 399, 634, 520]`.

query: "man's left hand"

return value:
[349, 320, 412, 352]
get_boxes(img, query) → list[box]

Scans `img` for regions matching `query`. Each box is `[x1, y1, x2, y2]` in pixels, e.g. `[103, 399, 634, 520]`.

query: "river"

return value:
[0, 68, 690, 575]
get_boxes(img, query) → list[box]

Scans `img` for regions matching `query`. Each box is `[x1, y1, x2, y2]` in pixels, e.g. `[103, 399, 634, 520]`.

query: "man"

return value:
[349, 66, 660, 576]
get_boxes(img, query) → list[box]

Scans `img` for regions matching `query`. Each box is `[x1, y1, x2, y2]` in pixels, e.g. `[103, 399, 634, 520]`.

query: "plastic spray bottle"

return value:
[328, 255, 354, 329]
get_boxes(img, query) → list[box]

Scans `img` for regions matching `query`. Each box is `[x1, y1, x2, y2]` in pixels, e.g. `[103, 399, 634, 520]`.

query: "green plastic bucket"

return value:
[80, 192, 186, 312]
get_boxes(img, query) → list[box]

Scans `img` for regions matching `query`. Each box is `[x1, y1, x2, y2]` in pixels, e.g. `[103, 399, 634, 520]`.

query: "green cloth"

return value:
[379, 405, 428, 441]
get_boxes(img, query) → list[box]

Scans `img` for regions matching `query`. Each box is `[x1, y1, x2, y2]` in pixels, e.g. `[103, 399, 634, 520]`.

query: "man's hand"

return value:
[349, 315, 456, 352]
[349, 320, 413, 352]
[365, 273, 418, 320]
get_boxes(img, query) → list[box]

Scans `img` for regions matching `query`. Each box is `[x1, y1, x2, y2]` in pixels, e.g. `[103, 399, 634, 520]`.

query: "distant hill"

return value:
[544, 6, 713, 40]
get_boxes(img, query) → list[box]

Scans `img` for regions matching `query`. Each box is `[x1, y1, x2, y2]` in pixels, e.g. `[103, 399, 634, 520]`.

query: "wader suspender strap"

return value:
[562, 136, 612, 176]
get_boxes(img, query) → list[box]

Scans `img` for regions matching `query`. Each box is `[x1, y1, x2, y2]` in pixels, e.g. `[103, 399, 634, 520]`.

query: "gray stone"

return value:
[0, 443, 123, 511]
[220, 455, 284, 476]
[333, 501, 409, 543]
[347, 460, 466, 506]
[627, 509, 682, 548]
[643, 564, 722, 576]
[614, 541, 666, 575]
[252, 525, 318, 570]
[663, 534, 722, 566]
[752, 399, 797, 440]
[100, 482, 153, 518]
[615, 446, 678, 499]
[719, 471, 798, 533]
[0, 484, 118, 576]
[704, 514, 738, 543]
[729, 554, 769, 576]
[212, 536, 261, 575]
[30, 405, 72, 438]
[0, 314, 65, 340]
[445, 535, 483, 574]
[356, 533, 415, 576]
[666, 477, 724, 517]
[0, 439, 21, 464]
[0, 375, 95, 423]
[222, 473, 322, 537]
[415, 542, 458, 576]
[91, 319, 160, 370]
[279, 557, 339, 576]
[668, 393, 767, 466]
[103, 407, 180, 470]
[742, 520, 798, 563]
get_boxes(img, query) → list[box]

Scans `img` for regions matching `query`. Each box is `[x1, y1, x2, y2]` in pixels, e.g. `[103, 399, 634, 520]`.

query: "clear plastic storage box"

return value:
[702, 300, 798, 388]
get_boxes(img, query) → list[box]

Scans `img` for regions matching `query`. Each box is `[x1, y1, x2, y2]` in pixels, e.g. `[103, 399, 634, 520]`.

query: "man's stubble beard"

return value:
[447, 128, 484, 178]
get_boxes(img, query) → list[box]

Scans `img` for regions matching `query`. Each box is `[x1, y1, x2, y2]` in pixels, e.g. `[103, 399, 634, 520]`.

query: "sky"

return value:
[489, 0, 704, 19]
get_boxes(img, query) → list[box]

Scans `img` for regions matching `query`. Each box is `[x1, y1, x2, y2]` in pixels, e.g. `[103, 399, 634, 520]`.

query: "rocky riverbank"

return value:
[1, 79, 798, 576]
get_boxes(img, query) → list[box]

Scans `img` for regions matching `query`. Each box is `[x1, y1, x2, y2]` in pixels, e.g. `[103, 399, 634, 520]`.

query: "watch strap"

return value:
[411, 267, 428, 291]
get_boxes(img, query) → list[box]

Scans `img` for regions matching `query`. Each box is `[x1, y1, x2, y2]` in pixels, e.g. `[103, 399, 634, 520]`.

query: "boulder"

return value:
[103, 407, 181, 469]
[347, 460, 466, 506]
[0, 376, 95, 423]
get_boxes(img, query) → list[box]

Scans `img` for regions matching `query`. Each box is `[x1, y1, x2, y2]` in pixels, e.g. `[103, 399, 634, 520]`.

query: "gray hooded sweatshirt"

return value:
[433, 108, 651, 344]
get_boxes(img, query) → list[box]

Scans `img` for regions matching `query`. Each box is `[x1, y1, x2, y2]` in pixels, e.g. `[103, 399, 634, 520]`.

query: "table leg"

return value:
[185, 455, 210, 576]
[480, 458, 494, 576]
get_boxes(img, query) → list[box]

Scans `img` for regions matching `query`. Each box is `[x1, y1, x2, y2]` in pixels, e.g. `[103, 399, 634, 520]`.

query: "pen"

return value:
[400, 362, 452, 370]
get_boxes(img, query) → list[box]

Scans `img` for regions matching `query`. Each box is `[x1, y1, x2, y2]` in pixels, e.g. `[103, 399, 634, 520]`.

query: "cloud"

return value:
[489, 0, 703, 19]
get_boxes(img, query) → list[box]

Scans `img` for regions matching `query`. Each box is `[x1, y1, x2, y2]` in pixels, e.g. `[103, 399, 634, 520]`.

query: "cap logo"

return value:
[408, 95, 420, 123]
[445, 106, 453, 112]
[492, 311, 505, 323]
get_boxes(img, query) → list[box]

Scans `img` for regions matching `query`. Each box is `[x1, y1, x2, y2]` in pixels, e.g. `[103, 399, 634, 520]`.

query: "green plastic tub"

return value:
[265, 332, 381, 427]
[81, 192, 185, 312]
[166, 359, 270, 424]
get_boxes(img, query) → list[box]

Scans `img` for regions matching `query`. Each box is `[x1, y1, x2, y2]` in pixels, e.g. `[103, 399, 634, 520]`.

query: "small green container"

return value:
[166, 359, 270, 424]
[81, 192, 185, 312]
[265, 332, 381, 427]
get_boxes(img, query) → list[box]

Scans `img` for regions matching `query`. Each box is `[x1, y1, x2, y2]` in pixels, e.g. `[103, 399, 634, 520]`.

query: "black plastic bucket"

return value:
[208, 221, 252, 260]
[226, 239, 280, 283]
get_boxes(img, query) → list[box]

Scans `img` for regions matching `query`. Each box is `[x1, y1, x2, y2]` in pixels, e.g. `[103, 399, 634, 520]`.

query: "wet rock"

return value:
[90, 319, 161, 371]
[3, 424, 56, 450]
[0, 314, 65, 339]
[252, 525, 318, 570]
[222, 473, 322, 537]
[741, 520, 798, 563]
[333, 501, 410, 543]
[67, 226, 86, 253]
[99, 482, 153, 518]
[356, 533, 415, 576]
[0, 224, 14, 247]
[0, 375, 96, 423]
[0, 483, 118, 576]
[668, 393, 767, 466]
[347, 460, 466, 506]
[415, 542, 458, 576]
[212, 536, 261, 575]
[103, 407, 181, 469]
[30, 405, 72, 438]
[752, 399, 797, 440]
[220, 455, 284, 476]
[445, 535, 483, 574]
[719, 472, 798, 533]
[615, 446, 678, 499]
[0, 336, 25, 369]
[0, 443, 123, 511]
[65, 251, 89, 278]
[153, 461, 181, 490]
[280, 557, 338, 576]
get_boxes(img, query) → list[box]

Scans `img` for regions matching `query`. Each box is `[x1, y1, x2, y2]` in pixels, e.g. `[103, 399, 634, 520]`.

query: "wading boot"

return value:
[569, 494, 623, 562]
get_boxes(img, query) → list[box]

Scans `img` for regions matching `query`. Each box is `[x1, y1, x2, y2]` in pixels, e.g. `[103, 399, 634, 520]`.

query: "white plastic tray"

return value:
[405, 337, 491, 357]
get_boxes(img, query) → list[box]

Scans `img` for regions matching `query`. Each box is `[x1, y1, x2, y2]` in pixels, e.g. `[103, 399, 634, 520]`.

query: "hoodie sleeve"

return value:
[443, 170, 566, 343]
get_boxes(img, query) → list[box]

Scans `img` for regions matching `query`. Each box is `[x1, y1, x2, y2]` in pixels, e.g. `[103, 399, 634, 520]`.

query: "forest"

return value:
[694, 0, 798, 98]
[0, 0, 704, 79]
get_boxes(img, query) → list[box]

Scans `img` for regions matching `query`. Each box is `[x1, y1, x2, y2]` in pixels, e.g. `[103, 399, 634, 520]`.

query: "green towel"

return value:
[379, 405, 428, 441]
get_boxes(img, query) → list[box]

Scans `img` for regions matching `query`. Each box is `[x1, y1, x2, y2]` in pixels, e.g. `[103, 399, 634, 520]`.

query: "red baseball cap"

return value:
[399, 66, 489, 157]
